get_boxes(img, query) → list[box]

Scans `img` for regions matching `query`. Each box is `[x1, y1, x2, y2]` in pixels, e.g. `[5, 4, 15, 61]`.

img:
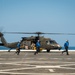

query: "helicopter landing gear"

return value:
[8, 50, 10, 52]
[47, 49, 50, 52]
[8, 48, 12, 52]
[15, 48, 20, 55]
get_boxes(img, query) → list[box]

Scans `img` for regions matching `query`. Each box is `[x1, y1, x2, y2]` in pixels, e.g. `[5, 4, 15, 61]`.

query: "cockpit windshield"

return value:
[46, 41, 50, 45]
[46, 40, 57, 45]
[50, 40, 57, 44]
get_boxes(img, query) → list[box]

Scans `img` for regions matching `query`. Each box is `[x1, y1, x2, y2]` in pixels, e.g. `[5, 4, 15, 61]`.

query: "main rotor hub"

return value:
[35, 32, 43, 34]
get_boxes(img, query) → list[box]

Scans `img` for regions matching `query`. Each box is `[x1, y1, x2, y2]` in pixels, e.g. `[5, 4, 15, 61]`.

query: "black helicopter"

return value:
[0, 32, 75, 52]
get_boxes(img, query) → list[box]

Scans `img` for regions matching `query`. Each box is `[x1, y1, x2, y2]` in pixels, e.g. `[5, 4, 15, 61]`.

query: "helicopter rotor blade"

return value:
[43, 33, 75, 35]
[3, 32, 75, 35]
[3, 32, 45, 34]
[3, 32, 35, 34]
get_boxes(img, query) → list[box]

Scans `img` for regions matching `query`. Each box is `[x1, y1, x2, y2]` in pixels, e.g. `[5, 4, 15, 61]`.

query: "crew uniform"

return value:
[16, 42, 21, 55]
[34, 40, 41, 55]
[62, 40, 69, 55]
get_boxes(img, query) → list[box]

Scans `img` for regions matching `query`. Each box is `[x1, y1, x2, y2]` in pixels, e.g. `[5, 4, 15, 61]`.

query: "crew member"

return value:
[34, 40, 41, 55]
[16, 41, 21, 55]
[62, 40, 69, 55]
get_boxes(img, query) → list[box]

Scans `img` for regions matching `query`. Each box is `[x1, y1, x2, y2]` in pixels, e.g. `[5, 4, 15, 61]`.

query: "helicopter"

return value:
[0, 32, 75, 52]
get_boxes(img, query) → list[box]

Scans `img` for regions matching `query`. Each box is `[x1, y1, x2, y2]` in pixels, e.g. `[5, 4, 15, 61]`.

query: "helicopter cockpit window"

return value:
[46, 41, 50, 45]
[50, 40, 57, 44]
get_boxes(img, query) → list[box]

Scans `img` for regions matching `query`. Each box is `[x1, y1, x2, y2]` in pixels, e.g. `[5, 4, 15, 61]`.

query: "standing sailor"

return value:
[34, 40, 41, 55]
[62, 40, 69, 55]
[16, 41, 21, 55]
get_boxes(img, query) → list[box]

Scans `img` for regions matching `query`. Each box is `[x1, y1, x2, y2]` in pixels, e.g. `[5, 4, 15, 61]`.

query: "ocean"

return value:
[0, 46, 75, 50]
[0, 46, 10, 50]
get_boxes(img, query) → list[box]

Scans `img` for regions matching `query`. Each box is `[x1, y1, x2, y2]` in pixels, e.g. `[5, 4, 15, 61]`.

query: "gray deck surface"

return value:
[0, 50, 75, 75]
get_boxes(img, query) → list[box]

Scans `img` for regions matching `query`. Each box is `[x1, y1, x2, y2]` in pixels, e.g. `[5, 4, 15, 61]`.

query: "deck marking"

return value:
[0, 71, 75, 75]
[49, 69, 54, 72]
[36, 66, 60, 68]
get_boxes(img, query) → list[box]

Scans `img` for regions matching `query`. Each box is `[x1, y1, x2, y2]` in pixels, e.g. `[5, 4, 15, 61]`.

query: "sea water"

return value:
[0, 46, 75, 50]
[0, 46, 10, 50]
[62, 46, 75, 50]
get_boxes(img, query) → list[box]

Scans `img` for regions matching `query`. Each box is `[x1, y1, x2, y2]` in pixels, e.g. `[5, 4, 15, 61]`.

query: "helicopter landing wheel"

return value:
[47, 49, 50, 52]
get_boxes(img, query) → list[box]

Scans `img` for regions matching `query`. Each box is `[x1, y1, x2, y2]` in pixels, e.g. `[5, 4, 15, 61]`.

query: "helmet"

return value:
[66, 40, 68, 42]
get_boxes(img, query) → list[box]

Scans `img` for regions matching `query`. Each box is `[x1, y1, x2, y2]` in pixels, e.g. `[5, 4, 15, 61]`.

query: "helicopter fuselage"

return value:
[21, 36, 62, 52]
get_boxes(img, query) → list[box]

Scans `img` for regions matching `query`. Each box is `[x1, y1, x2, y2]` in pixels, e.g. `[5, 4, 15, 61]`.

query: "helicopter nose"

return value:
[57, 45, 62, 50]
[57, 45, 60, 47]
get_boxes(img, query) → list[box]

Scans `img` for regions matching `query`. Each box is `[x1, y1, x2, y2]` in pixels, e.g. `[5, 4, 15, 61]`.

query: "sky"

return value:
[0, 0, 75, 46]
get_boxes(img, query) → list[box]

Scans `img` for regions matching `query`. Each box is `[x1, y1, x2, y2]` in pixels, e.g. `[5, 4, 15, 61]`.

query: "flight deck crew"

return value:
[34, 40, 41, 55]
[16, 42, 21, 55]
[62, 40, 69, 55]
